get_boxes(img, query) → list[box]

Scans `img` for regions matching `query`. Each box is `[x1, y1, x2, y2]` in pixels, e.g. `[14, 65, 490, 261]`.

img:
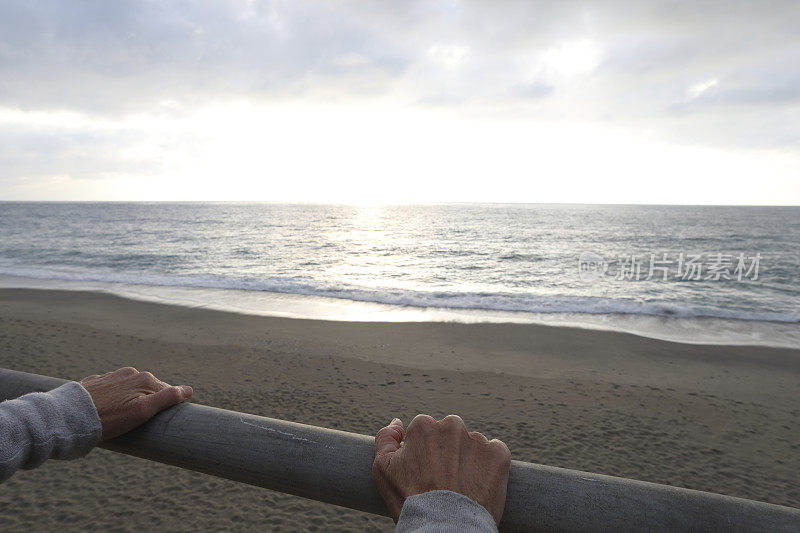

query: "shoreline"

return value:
[2, 287, 800, 380]
[2, 274, 799, 349]
[1, 288, 798, 530]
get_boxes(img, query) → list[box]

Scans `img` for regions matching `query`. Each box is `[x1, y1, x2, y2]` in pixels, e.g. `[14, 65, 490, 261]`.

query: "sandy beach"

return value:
[0, 288, 798, 531]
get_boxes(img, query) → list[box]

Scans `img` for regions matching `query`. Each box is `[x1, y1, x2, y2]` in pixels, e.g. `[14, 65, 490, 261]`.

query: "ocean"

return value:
[0, 202, 798, 347]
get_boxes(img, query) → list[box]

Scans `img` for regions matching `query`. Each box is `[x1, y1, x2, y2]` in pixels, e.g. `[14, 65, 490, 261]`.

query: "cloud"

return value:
[0, 2, 796, 114]
[0, 0, 798, 200]
[0, 0, 410, 112]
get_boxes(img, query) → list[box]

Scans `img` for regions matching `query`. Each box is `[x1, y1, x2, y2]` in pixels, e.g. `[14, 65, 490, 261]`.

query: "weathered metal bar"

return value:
[1, 368, 798, 532]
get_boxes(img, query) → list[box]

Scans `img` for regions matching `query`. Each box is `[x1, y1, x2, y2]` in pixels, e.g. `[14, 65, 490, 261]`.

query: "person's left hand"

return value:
[80, 367, 193, 440]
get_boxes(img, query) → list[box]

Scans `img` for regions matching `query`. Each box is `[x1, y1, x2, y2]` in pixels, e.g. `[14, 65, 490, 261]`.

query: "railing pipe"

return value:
[1, 368, 798, 532]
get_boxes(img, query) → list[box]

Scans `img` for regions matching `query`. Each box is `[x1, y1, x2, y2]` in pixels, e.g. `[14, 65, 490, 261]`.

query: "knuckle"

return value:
[376, 425, 398, 440]
[169, 386, 183, 401]
[441, 414, 464, 424]
[411, 413, 436, 427]
[489, 439, 512, 459]
[407, 414, 436, 436]
[135, 371, 158, 387]
[469, 431, 488, 443]
[414, 413, 436, 425]
[440, 414, 468, 436]
[119, 366, 138, 375]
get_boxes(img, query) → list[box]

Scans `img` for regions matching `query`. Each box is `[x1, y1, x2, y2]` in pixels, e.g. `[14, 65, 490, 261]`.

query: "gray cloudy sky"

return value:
[1, 0, 799, 203]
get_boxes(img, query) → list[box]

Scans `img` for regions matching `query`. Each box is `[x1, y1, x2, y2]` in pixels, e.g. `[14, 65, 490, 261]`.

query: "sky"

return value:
[0, 0, 799, 204]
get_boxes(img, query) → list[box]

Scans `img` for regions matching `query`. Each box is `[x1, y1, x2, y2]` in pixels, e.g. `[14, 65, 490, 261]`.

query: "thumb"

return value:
[375, 418, 404, 458]
[140, 385, 193, 416]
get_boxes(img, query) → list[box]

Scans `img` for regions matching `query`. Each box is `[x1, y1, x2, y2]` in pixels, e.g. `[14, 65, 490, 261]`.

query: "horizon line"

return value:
[1, 200, 799, 207]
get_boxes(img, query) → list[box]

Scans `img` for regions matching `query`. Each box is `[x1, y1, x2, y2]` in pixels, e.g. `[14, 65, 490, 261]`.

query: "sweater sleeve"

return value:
[0, 381, 103, 483]
[395, 490, 499, 533]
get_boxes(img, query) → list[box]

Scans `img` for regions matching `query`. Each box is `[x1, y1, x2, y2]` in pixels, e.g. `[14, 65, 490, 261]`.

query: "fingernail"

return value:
[181, 385, 193, 397]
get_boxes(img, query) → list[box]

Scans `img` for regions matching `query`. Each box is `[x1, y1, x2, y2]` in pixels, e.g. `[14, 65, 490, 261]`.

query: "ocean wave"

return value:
[498, 252, 529, 261]
[1, 265, 798, 324]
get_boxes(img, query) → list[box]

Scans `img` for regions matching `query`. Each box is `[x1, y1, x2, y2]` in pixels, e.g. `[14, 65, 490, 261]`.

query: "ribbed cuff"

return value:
[46, 381, 103, 459]
[396, 490, 498, 533]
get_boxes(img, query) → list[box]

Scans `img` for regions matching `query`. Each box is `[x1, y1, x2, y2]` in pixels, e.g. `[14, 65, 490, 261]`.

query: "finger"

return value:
[113, 367, 139, 376]
[375, 418, 404, 458]
[469, 431, 489, 443]
[151, 376, 171, 391]
[134, 371, 169, 391]
[138, 385, 193, 416]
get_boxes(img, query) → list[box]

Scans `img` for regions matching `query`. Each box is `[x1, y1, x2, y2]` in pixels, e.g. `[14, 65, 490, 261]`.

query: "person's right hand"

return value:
[372, 414, 511, 525]
[80, 367, 193, 440]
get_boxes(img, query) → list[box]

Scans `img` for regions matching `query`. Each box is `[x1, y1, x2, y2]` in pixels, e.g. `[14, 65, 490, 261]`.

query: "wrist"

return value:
[398, 490, 499, 531]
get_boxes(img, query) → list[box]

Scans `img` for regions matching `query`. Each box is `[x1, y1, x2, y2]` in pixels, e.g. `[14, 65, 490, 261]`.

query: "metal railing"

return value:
[1, 368, 798, 532]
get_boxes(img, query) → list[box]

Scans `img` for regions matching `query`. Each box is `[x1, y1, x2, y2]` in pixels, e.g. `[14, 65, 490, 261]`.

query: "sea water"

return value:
[0, 202, 797, 347]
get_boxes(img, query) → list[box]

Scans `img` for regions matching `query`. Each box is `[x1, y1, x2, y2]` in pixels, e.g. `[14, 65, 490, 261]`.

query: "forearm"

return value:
[395, 490, 499, 533]
[0, 381, 102, 483]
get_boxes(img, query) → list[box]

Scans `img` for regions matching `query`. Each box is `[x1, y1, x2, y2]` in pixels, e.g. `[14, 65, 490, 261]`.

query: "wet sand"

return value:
[0, 288, 798, 531]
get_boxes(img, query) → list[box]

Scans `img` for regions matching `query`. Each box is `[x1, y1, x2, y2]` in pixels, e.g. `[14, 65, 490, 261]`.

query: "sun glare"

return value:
[4, 98, 799, 205]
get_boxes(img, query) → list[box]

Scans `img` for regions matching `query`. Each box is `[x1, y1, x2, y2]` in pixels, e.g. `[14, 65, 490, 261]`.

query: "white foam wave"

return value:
[0, 265, 797, 324]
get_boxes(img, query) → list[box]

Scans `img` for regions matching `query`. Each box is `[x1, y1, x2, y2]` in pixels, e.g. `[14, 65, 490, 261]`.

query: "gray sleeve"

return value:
[0, 381, 102, 483]
[395, 490, 499, 533]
